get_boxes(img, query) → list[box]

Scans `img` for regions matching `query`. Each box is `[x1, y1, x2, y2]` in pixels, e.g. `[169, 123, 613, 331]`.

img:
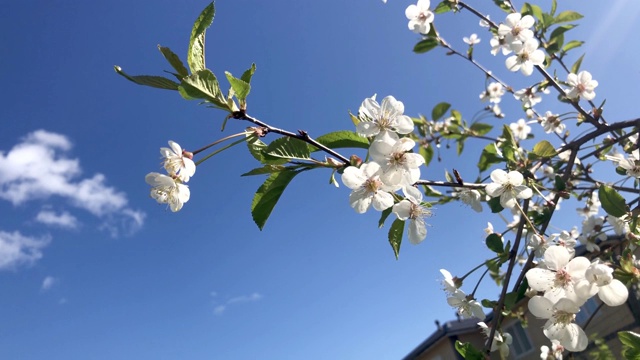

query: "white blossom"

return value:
[463, 33, 480, 45]
[369, 134, 424, 187]
[447, 290, 485, 320]
[440, 269, 458, 293]
[455, 188, 483, 212]
[528, 296, 588, 352]
[485, 169, 533, 209]
[526, 245, 590, 305]
[505, 39, 545, 76]
[607, 215, 630, 235]
[406, 0, 434, 34]
[540, 340, 564, 360]
[478, 322, 512, 359]
[356, 95, 414, 139]
[341, 162, 396, 214]
[161, 141, 196, 182]
[480, 82, 505, 104]
[514, 87, 543, 108]
[490, 35, 511, 56]
[510, 119, 532, 140]
[575, 260, 629, 306]
[392, 186, 431, 244]
[566, 71, 598, 101]
[498, 13, 535, 46]
[539, 112, 565, 134]
[145, 172, 191, 212]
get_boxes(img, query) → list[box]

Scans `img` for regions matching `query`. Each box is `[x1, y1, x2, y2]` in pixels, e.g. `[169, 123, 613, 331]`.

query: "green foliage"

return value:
[431, 102, 451, 121]
[486, 233, 504, 254]
[113, 66, 180, 90]
[158, 46, 189, 79]
[241, 63, 257, 84]
[571, 53, 586, 73]
[179, 69, 228, 109]
[554, 10, 584, 24]
[455, 341, 484, 360]
[599, 185, 628, 218]
[309, 131, 370, 152]
[265, 137, 312, 161]
[532, 140, 558, 158]
[434, 1, 453, 14]
[225, 71, 251, 102]
[413, 38, 439, 54]
[188, 2, 215, 74]
[388, 218, 404, 259]
[488, 196, 504, 213]
[378, 207, 393, 228]
[478, 143, 503, 172]
[241, 164, 286, 176]
[245, 134, 287, 165]
[589, 333, 616, 360]
[419, 144, 434, 167]
[251, 169, 300, 230]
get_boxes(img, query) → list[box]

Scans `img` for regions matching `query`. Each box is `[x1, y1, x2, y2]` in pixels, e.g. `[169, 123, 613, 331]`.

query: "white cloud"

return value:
[41, 275, 57, 291]
[36, 210, 78, 229]
[212, 292, 263, 316]
[0, 230, 51, 270]
[0, 130, 145, 234]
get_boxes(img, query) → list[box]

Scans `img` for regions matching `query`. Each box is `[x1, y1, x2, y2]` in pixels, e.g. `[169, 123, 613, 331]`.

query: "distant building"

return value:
[403, 283, 640, 359]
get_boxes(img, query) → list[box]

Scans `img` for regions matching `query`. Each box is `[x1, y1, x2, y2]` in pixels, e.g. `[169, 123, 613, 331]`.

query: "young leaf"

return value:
[434, 1, 452, 14]
[388, 218, 405, 260]
[378, 207, 393, 228]
[532, 140, 558, 158]
[413, 38, 439, 54]
[571, 53, 585, 74]
[488, 196, 504, 213]
[469, 122, 492, 136]
[241, 164, 286, 176]
[252, 169, 299, 230]
[562, 40, 584, 53]
[619, 331, 640, 354]
[180, 69, 225, 107]
[225, 71, 251, 101]
[265, 137, 312, 160]
[486, 233, 504, 254]
[554, 10, 583, 24]
[188, 2, 215, 74]
[431, 102, 451, 121]
[240, 63, 257, 84]
[114, 66, 180, 90]
[419, 145, 434, 166]
[158, 46, 189, 78]
[599, 185, 628, 218]
[455, 341, 484, 360]
[477, 143, 503, 172]
[309, 131, 370, 152]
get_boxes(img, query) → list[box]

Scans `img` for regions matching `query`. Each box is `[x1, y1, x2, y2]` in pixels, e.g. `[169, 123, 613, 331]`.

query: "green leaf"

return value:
[245, 133, 287, 165]
[265, 137, 311, 161]
[486, 233, 504, 254]
[599, 185, 628, 218]
[477, 143, 503, 172]
[488, 196, 504, 213]
[252, 169, 299, 230]
[455, 341, 484, 360]
[388, 218, 404, 259]
[562, 40, 584, 53]
[492, 0, 511, 12]
[532, 140, 558, 158]
[550, 24, 576, 40]
[521, 3, 543, 22]
[619, 331, 640, 360]
[158, 46, 189, 78]
[469, 122, 492, 136]
[378, 207, 393, 228]
[188, 2, 215, 74]
[571, 53, 585, 74]
[434, 1, 452, 14]
[114, 66, 179, 90]
[180, 69, 227, 108]
[551, 0, 557, 16]
[241, 164, 286, 176]
[413, 38, 439, 54]
[240, 63, 257, 84]
[554, 10, 583, 24]
[546, 33, 563, 54]
[431, 102, 451, 121]
[420, 144, 434, 166]
[309, 131, 370, 152]
[225, 71, 251, 101]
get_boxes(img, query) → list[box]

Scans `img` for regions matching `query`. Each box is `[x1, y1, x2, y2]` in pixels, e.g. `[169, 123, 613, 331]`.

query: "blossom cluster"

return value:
[342, 95, 429, 244]
[145, 141, 195, 212]
[526, 245, 629, 352]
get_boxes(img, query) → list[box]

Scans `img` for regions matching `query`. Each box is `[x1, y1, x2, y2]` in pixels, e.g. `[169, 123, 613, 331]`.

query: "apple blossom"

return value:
[526, 245, 590, 305]
[161, 141, 196, 182]
[607, 215, 630, 235]
[356, 95, 414, 139]
[540, 340, 564, 360]
[145, 172, 191, 212]
[575, 260, 629, 307]
[479, 82, 505, 104]
[463, 33, 480, 45]
[478, 322, 512, 359]
[341, 162, 396, 214]
[454, 188, 483, 212]
[539, 112, 565, 134]
[510, 119, 532, 140]
[528, 296, 588, 352]
[566, 71, 598, 101]
[490, 35, 511, 56]
[440, 269, 458, 293]
[497, 13, 535, 45]
[392, 186, 431, 244]
[405, 0, 434, 34]
[514, 87, 543, 108]
[369, 135, 424, 187]
[446, 290, 485, 320]
[485, 169, 533, 209]
[505, 38, 545, 76]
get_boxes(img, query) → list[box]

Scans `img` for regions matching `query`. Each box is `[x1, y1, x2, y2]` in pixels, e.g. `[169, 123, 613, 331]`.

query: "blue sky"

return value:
[1, 1, 640, 359]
